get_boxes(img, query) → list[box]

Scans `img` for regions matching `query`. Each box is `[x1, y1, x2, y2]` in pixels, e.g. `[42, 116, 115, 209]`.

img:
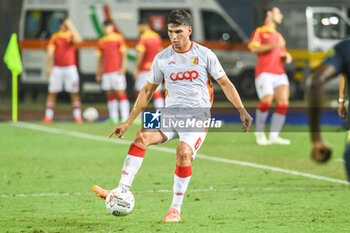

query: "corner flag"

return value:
[4, 33, 22, 76]
[3, 33, 23, 123]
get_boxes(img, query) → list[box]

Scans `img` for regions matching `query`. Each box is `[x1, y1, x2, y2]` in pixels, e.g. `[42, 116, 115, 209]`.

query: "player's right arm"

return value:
[46, 36, 55, 76]
[109, 81, 159, 138]
[96, 54, 103, 82]
[96, 40, 103, 82]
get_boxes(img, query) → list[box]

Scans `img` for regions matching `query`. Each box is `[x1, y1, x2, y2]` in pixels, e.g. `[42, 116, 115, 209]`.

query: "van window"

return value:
[201, 11, 242, 42]
[313, 12, 350, 39]
[140, 9, 191, 40]
[25, 10, 67, 39]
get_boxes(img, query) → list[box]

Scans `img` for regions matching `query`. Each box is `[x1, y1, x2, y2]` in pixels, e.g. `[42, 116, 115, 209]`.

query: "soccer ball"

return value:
[83, 107, 99, 122]
[105, 187, 135, 216]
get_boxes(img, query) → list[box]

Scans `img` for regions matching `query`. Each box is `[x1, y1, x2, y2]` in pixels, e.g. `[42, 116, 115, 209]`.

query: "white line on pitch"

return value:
[0, 186, 344, 198]
[12, 122, 350, 185]
[334, 159, 345, 163]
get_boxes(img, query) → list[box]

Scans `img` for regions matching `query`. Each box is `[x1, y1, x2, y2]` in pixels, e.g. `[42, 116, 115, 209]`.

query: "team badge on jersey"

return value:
[191, 57, 199, 65]
[143, 110, 161, 129]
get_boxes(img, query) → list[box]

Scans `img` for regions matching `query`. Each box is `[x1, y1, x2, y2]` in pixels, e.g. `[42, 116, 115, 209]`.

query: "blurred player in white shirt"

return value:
[93, 10, 252, 222]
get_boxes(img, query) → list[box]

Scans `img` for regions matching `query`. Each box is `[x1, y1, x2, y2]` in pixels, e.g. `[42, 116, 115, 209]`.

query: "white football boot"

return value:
[268, 136, 291, 145]
[254, 132, 269, 145]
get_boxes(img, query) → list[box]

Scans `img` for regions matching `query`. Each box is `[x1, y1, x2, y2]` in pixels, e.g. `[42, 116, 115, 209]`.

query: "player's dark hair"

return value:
[59, 17, 68, 25]
[167, 10, 192, 26]
[264, 6, 275, 16]
[103, 19, 114, 26]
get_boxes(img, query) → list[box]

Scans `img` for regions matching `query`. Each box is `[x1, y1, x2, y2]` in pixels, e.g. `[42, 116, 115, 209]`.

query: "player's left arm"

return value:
[120, 38, 128, 75]
[338, 74, 347, 120]
[308, 63, 339, 162]
[134, 42, 146, 79]
[64, 19, 82, 44]
[279, 34, 292, 64]
[216, 75, 253, 132]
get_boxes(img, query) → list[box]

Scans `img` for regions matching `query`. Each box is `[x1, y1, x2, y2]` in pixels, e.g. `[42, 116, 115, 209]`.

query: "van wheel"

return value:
[235, 70, 257, 99]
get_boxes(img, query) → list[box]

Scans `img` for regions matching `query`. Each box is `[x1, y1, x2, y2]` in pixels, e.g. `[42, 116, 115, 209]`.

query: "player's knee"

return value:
[261, 95, 273, 105]
[133, 131, 149, 148]
[176, 146, 192, 164]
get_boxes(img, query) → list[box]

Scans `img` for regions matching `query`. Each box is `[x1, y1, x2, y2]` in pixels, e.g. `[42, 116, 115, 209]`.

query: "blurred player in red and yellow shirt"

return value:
[96, 20, 129, 124]
[43, 18, 83, 124]
[133, 19, 164, 110]
[248, 7, 292, 145]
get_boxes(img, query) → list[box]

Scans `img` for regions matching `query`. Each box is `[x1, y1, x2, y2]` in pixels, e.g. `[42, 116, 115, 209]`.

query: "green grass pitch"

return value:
[1, 121, 350, 232]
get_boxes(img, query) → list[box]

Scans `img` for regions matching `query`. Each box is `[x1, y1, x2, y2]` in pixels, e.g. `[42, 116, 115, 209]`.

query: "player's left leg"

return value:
[43, 92, 58, 123]
[164, 131, 205, 222]
[163, 141, 193, 223]
[269, 83, 290, 144]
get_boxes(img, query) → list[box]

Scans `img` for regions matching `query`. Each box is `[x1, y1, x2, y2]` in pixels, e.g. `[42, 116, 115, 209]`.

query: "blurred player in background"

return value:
[133, 19, 164, 112]
[248, 7, 292, 145]
[42, 18, 83, 124]
[93, 10, 252, 222]
[308, 39, 350, 181]
[96, 20, 130, 124]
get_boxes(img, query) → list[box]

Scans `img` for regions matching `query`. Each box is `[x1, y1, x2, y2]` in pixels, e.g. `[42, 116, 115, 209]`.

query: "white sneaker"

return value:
[255, 132, 268, 145]
[268, 136, 291, 145]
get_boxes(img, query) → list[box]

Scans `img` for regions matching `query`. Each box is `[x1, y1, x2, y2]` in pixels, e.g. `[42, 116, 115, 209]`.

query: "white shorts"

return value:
[135, 71, 162, 92]
[159, 128, 206, 161]
[255, 72, 289, 99]
[101, 72, 127, 91]
[48, 66, 79, 93]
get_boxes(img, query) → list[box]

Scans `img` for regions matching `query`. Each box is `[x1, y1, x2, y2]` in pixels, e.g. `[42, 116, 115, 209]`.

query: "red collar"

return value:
[172, 41, 193, 54]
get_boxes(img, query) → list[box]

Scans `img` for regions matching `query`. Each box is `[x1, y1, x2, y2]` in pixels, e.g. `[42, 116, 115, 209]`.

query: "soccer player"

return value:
[42, 18, 83, 124]
[96, 20, 130, 124]
[93, 10, 252, 222]
[308, 39, 350, 181]
[133, 19, 164, 110]
[248, 7, 293, 145]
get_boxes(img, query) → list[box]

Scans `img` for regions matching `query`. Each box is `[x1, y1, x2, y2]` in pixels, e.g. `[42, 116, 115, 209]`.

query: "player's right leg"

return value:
[93, 129, 168, 199]
[43, 67, 62, 123]
[105, 90, 119, 124]
[43, 92, 58, 123]
[70, 92, 83, 124]
[112, 73, 129, 122]
[254, 73, 274, 145]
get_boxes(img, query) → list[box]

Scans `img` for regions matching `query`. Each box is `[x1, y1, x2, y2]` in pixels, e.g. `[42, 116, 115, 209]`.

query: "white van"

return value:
[19, 0, 257, 98]
[273, 0, 350, 95]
